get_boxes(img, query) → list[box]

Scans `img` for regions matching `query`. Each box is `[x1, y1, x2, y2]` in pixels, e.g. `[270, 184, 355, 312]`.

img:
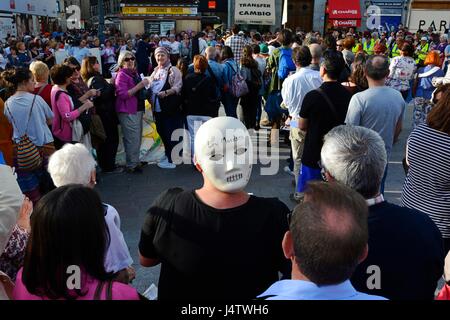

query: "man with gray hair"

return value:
[308, 43, 322, 71]
[320, 125, 444, 300]
[345, 55, 405, 193]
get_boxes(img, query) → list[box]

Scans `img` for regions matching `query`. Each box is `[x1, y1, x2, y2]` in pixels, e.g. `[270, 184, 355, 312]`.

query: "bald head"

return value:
[205, 46, 217, 60]
[365, 55, 389, 81]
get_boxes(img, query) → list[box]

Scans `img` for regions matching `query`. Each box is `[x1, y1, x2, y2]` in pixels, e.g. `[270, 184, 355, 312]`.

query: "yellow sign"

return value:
[122, 6, 198, 15]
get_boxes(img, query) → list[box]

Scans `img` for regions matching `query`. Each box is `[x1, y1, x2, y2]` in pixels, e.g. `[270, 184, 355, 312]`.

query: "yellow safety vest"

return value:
[352, 44, 360, 54]
[363, 39, 375, 55]
[415, 43, 429, 64]
[391, 43, 401, 58]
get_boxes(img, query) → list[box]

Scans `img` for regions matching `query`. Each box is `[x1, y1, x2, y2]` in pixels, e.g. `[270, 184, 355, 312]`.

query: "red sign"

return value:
[208, 1, 216, 9]
[328, 0, 361, 19]
[330, 19, 361, 28]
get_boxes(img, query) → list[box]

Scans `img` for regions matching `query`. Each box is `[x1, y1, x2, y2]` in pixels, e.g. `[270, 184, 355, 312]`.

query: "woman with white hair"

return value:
[115, 50, 149, 173]
[47, 143, 134, 283]
[147, 46, 183, 169]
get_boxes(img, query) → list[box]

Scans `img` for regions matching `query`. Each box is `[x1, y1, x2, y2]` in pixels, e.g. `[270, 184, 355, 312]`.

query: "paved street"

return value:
[96, 105, 414, 294]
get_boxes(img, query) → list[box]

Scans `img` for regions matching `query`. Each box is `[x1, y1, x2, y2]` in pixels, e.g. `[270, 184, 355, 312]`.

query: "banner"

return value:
[122, 6, 198, 16]
[234, 0, 276, 25]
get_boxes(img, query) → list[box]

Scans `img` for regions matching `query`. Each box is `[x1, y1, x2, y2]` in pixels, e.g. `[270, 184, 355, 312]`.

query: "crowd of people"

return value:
[1, 22, 450, 300]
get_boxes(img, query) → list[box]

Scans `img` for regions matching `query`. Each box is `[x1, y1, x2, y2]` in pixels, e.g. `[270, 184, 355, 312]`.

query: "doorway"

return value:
[286, 0, 314, 32]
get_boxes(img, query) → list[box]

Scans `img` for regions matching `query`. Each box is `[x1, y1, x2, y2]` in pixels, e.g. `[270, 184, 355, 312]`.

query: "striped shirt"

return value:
[402, 124, 450, 238]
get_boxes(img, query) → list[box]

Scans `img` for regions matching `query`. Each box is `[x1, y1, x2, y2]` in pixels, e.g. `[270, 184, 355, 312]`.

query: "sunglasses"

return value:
[124, 57, 135, 62]
[71, 66, 81, 72]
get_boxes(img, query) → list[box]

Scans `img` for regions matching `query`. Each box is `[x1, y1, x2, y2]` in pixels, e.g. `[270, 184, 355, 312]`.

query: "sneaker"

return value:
[289, 192, 304, 204]
[284, 166, 295, 177]
[157, 159, 176, 169]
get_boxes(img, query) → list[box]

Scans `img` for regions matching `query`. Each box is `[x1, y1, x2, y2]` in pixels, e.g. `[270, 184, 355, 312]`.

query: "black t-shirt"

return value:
[299, 82, 352, 168]
[139, 188, 291, 300]
[351, 201, 445, 300]
[182, 73, 219, 117]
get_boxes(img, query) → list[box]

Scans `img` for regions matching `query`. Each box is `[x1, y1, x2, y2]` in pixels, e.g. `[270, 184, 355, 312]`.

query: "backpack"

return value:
[277, 47, 296, 81]
[5, 95, 42, 171]
[227, 62, 249, 98]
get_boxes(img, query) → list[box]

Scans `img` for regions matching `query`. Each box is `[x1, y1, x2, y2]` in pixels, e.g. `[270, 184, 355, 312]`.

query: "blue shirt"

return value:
[0, 151, 5, 165]
[257, 280, 387, 300]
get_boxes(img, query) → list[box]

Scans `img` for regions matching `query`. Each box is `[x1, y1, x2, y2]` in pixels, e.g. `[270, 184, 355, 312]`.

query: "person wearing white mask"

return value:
[138, 117, 291, 300]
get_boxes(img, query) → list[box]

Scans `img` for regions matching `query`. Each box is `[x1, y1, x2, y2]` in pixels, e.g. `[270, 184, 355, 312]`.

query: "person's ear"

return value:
[325, 171, 334, 182]
[89, 170, 97, 188]
[358, 244, 369, 264]
[282, 231, 295, 261]
[194, 156, 203, 173]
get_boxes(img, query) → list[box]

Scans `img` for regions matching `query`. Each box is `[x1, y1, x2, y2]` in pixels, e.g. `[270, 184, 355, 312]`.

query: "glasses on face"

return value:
[124, 57, 135, 62]
[71, 66, 81, 72]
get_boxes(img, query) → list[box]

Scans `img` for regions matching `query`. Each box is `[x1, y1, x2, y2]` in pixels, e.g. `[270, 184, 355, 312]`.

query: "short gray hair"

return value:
[48, 143, 96, 187]
[321, 125, 387, 198]
[117, 50, 135, 68]
[309, 43, 322, 59]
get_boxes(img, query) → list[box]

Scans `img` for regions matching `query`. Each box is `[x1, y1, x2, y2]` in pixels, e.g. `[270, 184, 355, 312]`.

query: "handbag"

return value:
[5, 95, 42, 171]
[158, 67, 182, 116]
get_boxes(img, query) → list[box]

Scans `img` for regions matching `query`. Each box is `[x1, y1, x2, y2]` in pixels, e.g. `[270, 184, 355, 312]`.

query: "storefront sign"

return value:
[328, 0, 361, 19]
[144, 21, 161, 35]
[331, 19, 361, 27]
[122, 6, 198, 16]
[234, 0, 275, 25]
[408, 9, 450, 33]
[0, 0, 58, 18]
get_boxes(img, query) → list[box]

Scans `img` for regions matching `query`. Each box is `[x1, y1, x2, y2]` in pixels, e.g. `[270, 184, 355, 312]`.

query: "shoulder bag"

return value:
[5, 95, 42, 171]
[158, 67, 183, 116]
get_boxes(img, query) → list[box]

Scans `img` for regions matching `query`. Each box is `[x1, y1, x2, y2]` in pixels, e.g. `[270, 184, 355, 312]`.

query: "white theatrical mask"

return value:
[194, 117, 253, 193]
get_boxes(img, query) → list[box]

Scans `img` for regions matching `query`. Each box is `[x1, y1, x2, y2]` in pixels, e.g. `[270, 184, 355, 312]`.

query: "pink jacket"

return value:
[115, 68, 139, 114]
[13, 269, 139, 300]
[51, 86, 80, 142]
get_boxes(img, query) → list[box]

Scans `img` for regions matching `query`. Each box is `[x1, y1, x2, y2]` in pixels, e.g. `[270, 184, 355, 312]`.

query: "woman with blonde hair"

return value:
[30, 61, 52, 109]
[115, 50, 149, 173]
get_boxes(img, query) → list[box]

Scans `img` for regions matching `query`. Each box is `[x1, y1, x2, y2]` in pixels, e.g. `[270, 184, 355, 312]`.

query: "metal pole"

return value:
[227, 0, 232, 29]
[98, 0, 105, 42]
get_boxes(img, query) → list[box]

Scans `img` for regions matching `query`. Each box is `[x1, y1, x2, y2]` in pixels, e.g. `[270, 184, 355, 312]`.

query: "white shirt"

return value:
[199, 38, 208, 55]
[281, 67, 323, 118]
[104, 204, 133, 273]
[169, 41, 180, 54]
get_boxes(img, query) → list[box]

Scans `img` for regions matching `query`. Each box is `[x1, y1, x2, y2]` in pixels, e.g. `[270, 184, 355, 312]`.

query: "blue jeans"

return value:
[221, 92, 238, 118]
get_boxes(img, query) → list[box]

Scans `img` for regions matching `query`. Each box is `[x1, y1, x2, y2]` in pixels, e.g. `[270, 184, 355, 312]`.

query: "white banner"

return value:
[408, 9, 450, 33]
[234, 0, 276, 25]
[0, 0, 58, 18]
[0, 14, 16, 40]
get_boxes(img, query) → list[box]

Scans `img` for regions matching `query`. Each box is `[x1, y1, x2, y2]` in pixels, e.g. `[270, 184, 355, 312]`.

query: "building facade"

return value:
[407, 0, 450, 33]
[119, 0, 201, 36]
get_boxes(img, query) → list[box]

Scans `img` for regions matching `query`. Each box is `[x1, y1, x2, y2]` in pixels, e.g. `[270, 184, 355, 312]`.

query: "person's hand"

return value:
[17, 196, 32, 233]
[88, 89, 97, 98]
[157, 91, 167, 98]
[141, 78, 150, 88]
[84, 100, 94, 110]
[127, 266, 136, 282]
